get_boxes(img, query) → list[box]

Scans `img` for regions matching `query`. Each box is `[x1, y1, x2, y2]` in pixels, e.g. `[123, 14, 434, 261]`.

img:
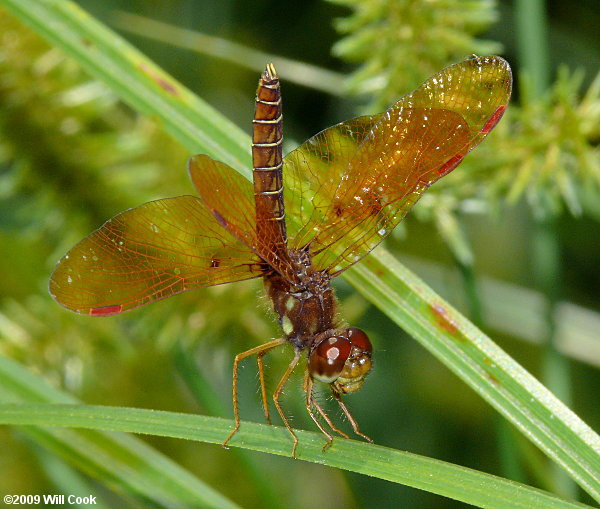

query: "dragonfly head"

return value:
[308, 327, 372, 394]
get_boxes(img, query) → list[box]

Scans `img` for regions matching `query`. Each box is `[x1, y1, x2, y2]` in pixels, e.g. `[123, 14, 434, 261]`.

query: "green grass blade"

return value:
[173, 344, 283, 509]
[0, 401, 594, 509]
[1, 0, 599, 503]
[0, 356, 241, 509]
[111, 11, 346, 96]
[34, 449, 112, 509]
[346, 253, 600, 501]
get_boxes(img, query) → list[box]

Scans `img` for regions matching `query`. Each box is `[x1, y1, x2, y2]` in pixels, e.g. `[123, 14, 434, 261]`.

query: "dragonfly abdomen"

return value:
[252, 64, 287, 258]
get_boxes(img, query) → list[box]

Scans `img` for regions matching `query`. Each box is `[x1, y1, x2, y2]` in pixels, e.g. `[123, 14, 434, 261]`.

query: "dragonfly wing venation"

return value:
[189, 154, 258, 250]
[189, 153, 299, 283]
[283, 114, 379, 241]
[284, 55, 512, 274]
[49, 195, 261, 315]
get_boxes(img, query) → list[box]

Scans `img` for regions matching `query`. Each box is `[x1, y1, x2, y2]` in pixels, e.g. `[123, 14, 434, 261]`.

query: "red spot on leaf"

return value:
[139, 63, 179, 96]
[430, 302, 459, 335]
[483, 358, 501, 384]
[156, 77, 178, 95]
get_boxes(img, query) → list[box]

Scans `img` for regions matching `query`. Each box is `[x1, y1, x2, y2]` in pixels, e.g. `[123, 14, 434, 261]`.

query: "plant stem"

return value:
[454, 220, 525, 483]
[515, 0, 575, 499]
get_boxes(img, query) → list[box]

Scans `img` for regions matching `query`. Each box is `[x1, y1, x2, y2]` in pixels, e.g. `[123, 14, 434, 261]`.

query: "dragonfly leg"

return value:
[333, 390, 373, 443]
[303, 371, 348, 452]
[273, 349, 303, 458]
[256, 349, 272, 424]
[223, 337, 286, 449]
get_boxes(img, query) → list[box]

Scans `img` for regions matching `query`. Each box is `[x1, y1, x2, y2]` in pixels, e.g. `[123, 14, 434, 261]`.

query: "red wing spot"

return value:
[90, 304, 123, 316]
[438, 154, 465, 176]
[480, 104, 507, 134]
[210, 258, 221, 268]
[430, 303, 459, 335]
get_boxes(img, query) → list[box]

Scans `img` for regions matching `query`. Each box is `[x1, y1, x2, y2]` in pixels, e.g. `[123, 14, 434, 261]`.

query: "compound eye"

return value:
[347, 328, 372, 354]
[331, 328, 373, 394]
[308, 336, 351, 384]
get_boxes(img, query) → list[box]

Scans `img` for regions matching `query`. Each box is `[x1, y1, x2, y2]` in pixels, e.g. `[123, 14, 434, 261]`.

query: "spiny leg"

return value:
[303, 371, 334, 449]
[273, 349, 303, 458]
[223, 337, 287, 449]
[256, 349, 271, 424]
[303, 371, 349, 452]
[333, 390, 373, 443]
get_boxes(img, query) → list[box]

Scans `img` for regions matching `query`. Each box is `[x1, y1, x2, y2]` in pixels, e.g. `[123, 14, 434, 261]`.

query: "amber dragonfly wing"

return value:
[282, 55, 512, 274]
[50, 194, 262, 316]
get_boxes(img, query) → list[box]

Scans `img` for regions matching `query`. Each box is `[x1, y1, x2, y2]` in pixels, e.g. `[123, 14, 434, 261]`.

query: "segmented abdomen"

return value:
[252, 64, 287, 262]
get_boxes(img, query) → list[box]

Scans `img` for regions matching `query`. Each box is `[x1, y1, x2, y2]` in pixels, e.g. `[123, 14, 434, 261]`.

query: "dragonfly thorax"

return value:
[262, 246, 337, 346]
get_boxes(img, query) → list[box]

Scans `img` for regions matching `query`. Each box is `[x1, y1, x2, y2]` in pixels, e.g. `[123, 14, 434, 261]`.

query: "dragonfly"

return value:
[50, 55, 512, 457]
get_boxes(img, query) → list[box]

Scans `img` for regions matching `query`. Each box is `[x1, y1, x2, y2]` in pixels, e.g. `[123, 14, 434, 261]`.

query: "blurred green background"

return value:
[0, 0, 598, 507]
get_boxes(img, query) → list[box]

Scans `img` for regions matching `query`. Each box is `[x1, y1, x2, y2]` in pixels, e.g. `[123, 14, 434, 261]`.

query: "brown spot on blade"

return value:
[430, 302, 459, 336]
